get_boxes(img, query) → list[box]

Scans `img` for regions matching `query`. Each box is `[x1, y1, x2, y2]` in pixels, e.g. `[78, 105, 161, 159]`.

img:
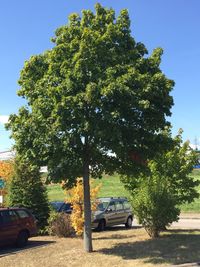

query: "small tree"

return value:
[122, 130, 200, 237]
[9, 157, 50, 230]
[132, 177, 180, 238]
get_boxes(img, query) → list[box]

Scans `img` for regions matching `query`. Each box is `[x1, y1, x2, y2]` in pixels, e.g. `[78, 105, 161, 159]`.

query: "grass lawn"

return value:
[180, 169, 200, 213]
[1, 227, 200, 267]
[47, 174, 130, 202]
[47, 170, 200, 213]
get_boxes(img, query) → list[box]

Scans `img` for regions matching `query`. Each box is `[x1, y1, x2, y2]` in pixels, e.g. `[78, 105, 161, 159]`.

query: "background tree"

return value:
[6, 4, 174, 251]
[0, 160, 14, 205]
[122, 130, 199, 237]
[9, 157, 49, 230]
[0, 160, 14, 180]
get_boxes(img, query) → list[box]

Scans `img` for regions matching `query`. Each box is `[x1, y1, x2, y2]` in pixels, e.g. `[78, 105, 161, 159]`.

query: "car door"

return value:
[115, 201, 127, 224]
[0, 210, 20, 245]
[104, 201, 117, 226]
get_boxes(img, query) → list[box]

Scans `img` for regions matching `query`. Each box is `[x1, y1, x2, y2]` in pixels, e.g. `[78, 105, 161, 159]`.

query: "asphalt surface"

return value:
[133, 213, 200, 230]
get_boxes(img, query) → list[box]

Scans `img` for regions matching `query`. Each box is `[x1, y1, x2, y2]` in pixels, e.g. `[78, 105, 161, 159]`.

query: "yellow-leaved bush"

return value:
[0, 160, 14, 203]
[64, 178, 101, 236]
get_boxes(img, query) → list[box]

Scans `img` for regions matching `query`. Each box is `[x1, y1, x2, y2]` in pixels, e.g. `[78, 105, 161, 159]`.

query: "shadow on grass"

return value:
[0, 240, 55, 258]
[93, 226, 142, 240]
[98, 230, 200, 265]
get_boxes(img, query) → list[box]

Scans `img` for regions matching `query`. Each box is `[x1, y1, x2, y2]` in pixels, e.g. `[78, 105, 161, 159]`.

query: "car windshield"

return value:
[97, 201, 109, 211]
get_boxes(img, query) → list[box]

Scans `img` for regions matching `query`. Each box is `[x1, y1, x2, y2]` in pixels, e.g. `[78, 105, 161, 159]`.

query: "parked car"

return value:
[92, 197, 133, 231]
[50, 201, 72, 214]
[0, 207, 37, 247]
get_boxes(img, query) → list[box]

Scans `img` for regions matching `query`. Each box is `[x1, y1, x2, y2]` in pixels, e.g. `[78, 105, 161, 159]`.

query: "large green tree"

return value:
[7, 4, 174, 251]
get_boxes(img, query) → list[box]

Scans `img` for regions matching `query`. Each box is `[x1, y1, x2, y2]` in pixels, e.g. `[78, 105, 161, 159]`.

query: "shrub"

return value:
[122, 130, 199, 238]
[48, 210, 74, 237]
[64, 178, 101, 236]
[132, 178, 180, 238]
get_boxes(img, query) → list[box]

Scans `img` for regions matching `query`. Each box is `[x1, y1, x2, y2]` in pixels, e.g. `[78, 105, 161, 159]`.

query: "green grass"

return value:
[94, 174, 130, 198]
[47, 184, 65, 201]
[180, 169, 200, 213]
[46, 170, 200, 213]
[47, 174, 130, 202]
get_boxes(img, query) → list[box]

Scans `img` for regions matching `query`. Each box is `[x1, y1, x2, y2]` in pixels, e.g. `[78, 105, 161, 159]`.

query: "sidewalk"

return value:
[180, 213, 200, 219]
[171, 262, 200, 267]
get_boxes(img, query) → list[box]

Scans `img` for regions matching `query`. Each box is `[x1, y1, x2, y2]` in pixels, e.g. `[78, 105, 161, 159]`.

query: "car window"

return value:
[0, 210, 18, 224]
[9, 210, 19, 221]
[123, 201, 131, 209]
[107, 201, 115, 212]
[16, 209, 30, 218]
[97, 201, 109, 211]
[115, 201, 124, 211]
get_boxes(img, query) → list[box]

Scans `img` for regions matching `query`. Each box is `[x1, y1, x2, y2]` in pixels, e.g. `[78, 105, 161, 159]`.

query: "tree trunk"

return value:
[83, 144, 93, 252]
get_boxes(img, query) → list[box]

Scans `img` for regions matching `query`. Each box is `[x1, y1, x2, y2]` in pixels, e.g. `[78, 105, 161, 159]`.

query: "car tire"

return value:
[16, 231, 29, 247]
[97, 219, 106, 232]
[125, 216, 132, 228]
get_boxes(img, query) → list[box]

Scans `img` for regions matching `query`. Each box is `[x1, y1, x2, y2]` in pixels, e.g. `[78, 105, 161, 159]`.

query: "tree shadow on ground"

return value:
[93, 226, 142, 240]
[98, 230, 200, 265]
[0, 240, 55, 258]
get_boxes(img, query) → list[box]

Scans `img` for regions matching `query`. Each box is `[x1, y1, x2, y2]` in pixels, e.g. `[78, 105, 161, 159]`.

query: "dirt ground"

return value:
[0, 215, 200, 267]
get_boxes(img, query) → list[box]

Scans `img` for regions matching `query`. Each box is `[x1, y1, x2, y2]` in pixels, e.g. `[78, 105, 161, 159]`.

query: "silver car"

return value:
[92, 197, 133, 231]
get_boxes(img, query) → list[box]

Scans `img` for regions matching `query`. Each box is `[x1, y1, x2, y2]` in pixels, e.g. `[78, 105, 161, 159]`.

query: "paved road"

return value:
[133, 213, 200, 230]
[171, 213, 200, 230]
[171, 218, 200, 229]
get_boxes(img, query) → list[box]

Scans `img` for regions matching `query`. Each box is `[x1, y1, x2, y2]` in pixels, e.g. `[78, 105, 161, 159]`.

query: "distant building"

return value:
[0, 150, 15, 161]
[0, 150, 47, 173]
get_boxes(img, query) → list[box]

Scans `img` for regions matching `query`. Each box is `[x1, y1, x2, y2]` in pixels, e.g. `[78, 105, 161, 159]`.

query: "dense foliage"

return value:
[6, 4, 174, 184]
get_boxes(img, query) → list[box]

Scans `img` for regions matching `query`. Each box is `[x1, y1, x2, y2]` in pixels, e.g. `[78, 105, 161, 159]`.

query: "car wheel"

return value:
[16, 231, 29, 247]
[97, 219, 106, 231]
[125, 216, 132, 228]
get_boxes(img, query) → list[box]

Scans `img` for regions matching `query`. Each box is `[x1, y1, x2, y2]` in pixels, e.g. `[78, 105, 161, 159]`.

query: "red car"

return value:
[0, 207, 37, 247]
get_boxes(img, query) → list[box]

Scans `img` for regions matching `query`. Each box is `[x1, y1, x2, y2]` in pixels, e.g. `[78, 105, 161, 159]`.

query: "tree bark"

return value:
[83, 142, 93, 252]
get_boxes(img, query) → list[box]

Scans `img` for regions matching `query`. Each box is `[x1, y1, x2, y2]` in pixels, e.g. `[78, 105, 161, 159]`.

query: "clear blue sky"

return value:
[0, 0, 200, 151]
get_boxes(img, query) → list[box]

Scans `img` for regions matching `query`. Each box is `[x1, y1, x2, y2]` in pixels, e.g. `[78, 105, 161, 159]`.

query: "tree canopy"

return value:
[6, 4, 174, 251]
[7, 4, 174, 184]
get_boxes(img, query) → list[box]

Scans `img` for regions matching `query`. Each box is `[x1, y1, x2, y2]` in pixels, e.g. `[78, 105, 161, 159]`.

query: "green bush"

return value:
[47, 210, 74, 237]
[123, 130, 199, 238]
[132, 178, 180, 238]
